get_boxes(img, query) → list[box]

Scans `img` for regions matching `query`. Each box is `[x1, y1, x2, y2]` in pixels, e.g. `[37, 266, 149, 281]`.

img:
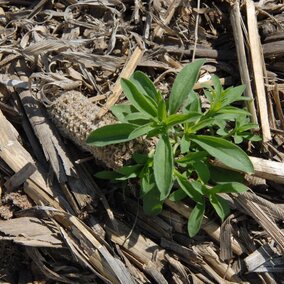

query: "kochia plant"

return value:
[87, 59, 259, 237]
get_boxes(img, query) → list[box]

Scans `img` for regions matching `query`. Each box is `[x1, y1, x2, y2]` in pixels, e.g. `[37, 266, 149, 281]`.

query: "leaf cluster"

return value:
[87, 59, 260, 237]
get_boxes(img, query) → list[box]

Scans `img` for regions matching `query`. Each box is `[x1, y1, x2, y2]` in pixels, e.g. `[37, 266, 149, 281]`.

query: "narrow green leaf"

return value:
[165, 112, 201, 127]
[221, 85, 246, 107]
[86, 123, 137, 146]
[217, 106, 251, 116]
[188, 201, 205, 237]
[157, 99, 167, 122]
[111, 104, 134, 122]
[209, 194, 230, 221]
[188, 118, 215, 133]
[190, 135, 254, 174]
[182, 91, 201, 113]
[141, 169, 155, 196]
[180, 135, 191, 154]
[193, 161, 210, 183]
[211, 75, 222, 111]
[169, 59, 205, 114]
[130, 71, 162, 102]
[124, 112, 152, 121]
[146, 127, 165, 138]
[210, 182, 248, 194]
[128, 123, 155, 139]
[143, 186, 163, 215]
[121, 78, 157, 117]
[169, 189, 187, 202]
[116, 164, 143, 178]
[238, 123, 259, 132]
[208, 165, 244, 183]
[175, 171, 204, 203]
[177, 151, 208, 164]
[153, 135, 173, 200]
[133, 153, 148, 164]
[95, 170, 122, 180]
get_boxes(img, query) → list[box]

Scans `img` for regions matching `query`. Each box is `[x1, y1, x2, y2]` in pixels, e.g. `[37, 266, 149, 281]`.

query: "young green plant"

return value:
[87, 59, 259, 237]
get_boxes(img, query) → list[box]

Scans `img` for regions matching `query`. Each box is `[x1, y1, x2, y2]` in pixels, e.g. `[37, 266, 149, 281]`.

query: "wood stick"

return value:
[98, 46, 144, 117]
[246, 0, 271, 142]
[213, 156, 284, 184]
[230, 2, 258, 124]
[153, 0, 182, 38]
[4, 162, 36, 192]
[249, 156, 284, 184]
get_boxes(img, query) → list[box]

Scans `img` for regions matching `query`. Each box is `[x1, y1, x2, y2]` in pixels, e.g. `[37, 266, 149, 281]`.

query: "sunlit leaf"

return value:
[169, 59, 205, 114]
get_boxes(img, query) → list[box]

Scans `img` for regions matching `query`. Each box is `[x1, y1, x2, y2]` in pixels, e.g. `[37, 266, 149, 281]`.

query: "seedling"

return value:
[87, 59, 260, 237]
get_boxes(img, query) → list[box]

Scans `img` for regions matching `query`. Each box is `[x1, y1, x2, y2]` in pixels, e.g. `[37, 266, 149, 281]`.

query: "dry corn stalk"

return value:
[46, 90, 151, 169]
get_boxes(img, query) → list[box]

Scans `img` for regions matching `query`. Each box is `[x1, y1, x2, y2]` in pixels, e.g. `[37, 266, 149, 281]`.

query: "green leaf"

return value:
[111, 104, 134, 122]
[188, 201, 205, 237]
[210, 182, 248, 194]
[133, 153, 148, 164]
[169, 188, 187, 202]
[208, 165, 244, 183]
[190, 135, 254, 174]
[175, 171, 204, 203]
[177, 151, 208, 164]
[193, 161, 210, 183]
[128, 123, 155, 139]
[209, 194, 230, 221]
[182, 91, 201, 113]
[121, 78, 157, 117]
[86, 123, 137, 146]
[116, 164, 143, 179]
[169, 59, 205, 114]
[153, 135, 174, 200]
[146, 127, 165, 138]
[95, 170, 122, 180]
[221, 85, 247, 107]
[165, 112, 201, 127]
[130, 71, 162, 103]
[124, 112, 152, 122]
[237, 123, 259, 133]
[157, 99, 167, 122]
[217, 106, 251, 117]
[141, 169, 155, 196]
[143, 186, 163, 215]
[188, 118, 215, 133]
[180, 135, 191, 154]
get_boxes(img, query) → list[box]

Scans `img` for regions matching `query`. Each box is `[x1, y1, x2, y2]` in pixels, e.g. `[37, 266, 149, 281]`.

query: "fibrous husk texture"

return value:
[48, 90, 151, 169]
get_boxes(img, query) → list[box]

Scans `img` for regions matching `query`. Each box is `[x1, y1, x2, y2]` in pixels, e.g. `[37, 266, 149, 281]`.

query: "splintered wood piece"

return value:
[4, 162, 36, 192]
[194, 245, 242, 283]
[230, 1, 258, 124]
[0, 217, 63, 247]
[235, 194, 284, 253]
[105, 220, 168, 283]
[153, 0, 182, 38]
[272, 84, 284, 129]
[19, 90, 76, 183]
[244, 244, 284, 273]
[0, 110, 61, 209]
[246, 0, 271, 142]
[249, 156, 284, 184]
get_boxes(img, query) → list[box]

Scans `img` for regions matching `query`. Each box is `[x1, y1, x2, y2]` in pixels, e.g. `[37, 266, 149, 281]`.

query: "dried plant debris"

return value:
[0, 0, 284, 283]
